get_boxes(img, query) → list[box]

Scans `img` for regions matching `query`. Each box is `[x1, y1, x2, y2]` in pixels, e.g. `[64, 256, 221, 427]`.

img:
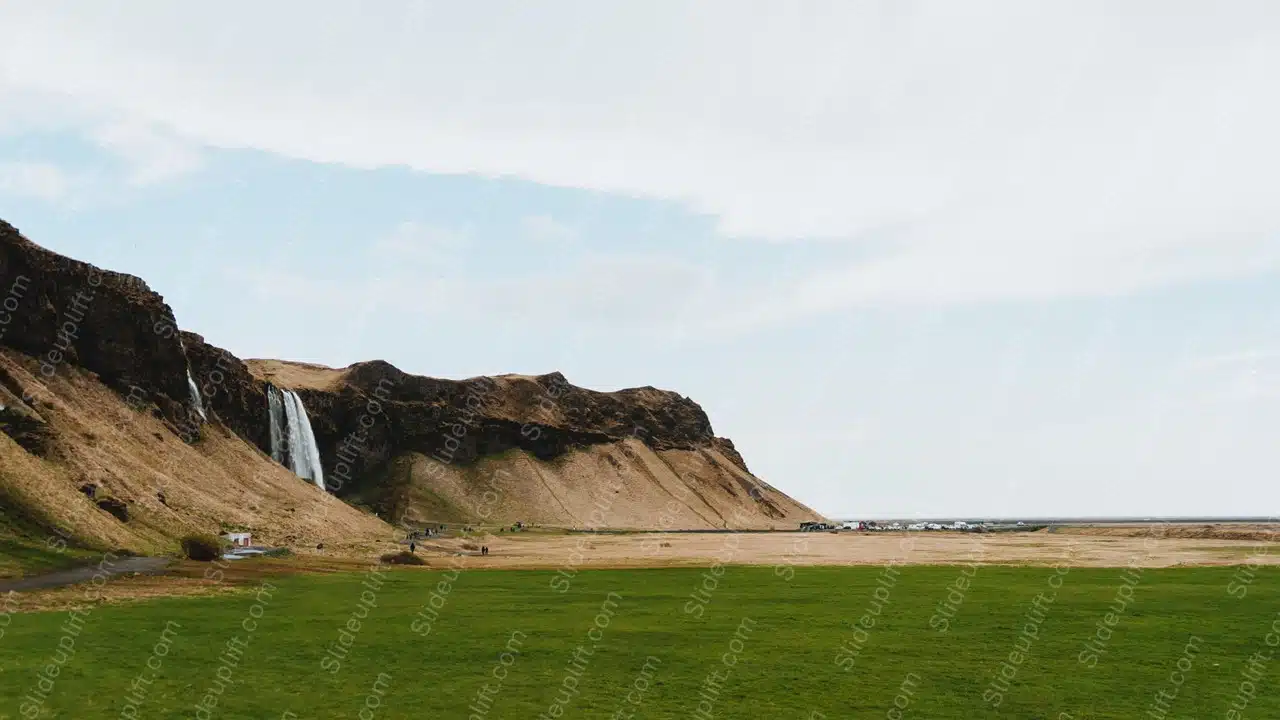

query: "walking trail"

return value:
[0, 556, 169, 593]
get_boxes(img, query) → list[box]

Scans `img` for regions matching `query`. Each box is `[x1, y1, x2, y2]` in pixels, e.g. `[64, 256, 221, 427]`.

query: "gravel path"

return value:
[0, 556, 170, 593]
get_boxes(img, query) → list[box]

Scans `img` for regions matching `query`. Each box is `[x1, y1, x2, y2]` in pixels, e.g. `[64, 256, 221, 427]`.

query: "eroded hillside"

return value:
[0, 349, 392, 557]
[0, 218, 822, 556]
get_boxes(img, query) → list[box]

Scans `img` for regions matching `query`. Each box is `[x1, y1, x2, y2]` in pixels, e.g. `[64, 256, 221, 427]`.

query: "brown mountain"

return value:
[0, 219, 822, 555]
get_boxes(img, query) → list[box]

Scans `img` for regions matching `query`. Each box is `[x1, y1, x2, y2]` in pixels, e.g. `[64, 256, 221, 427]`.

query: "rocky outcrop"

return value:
[184, 335, 758, 500]
[180, 331, 271, 451]
[95, 496, 130, 522]
[0, 398, 52, 456]
[0, 220, 199, 438]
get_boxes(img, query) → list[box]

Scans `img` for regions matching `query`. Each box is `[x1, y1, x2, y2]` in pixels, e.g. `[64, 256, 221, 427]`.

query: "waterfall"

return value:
[265, 384, 325, 490]
[186, 370, 207, 421]
[266, 385, 286, 463]
[282, 391, 326, 489]
[178, 336, 206, 423]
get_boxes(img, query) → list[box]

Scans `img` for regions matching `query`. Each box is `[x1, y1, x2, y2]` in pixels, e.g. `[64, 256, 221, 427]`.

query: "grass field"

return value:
[0, 564, 1275, 719]
[0, 493, 104, 580]
[0, 537, 103, 580]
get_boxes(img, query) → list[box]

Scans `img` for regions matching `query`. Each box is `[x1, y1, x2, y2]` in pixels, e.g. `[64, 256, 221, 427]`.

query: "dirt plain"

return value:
[6, 524, 1276, 612]
[427, 524, 1280, 570]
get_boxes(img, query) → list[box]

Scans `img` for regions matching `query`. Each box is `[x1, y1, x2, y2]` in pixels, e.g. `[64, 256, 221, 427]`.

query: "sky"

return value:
[0, 1, 1277, 519]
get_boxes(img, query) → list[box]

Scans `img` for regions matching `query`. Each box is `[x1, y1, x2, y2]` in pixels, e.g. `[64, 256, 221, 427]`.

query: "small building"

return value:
[222, 532, 251, 548]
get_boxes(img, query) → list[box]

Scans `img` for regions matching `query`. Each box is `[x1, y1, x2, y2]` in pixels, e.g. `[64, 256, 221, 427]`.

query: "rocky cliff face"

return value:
[1, 219, 821, 531]
[179, 331, 270, 451]
[0, 220, 200, 439]
[185, 339, 755, 495]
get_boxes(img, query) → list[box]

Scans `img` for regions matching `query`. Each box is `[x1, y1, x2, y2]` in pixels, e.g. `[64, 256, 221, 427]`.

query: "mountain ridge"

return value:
[0, 218, 822, 555]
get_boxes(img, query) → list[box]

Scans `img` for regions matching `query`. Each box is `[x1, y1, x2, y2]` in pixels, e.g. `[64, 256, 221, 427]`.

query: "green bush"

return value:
[180, 534, 225, 562]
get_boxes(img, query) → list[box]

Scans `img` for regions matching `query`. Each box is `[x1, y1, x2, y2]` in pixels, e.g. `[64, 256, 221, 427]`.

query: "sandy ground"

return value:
[1050, 523, 1278, 542]
[424, 527, 1280, 570]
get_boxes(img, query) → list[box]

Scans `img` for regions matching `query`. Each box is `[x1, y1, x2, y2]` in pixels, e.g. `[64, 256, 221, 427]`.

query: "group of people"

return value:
[405, 533, 491, 556]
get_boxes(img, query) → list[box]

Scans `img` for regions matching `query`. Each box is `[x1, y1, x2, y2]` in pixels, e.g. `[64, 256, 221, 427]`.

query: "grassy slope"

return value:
[0, 566, 1275, 719]
[0, 537, 102, 579]
[0, 485, 103, 579]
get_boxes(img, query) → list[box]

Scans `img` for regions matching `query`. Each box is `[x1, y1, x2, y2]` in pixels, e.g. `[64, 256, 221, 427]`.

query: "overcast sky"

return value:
[1, 1, 1277, 518]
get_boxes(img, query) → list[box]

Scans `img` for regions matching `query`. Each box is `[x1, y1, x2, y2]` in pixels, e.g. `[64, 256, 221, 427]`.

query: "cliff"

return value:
[0, 220, 200, 439]
[0, 219, 822, 547]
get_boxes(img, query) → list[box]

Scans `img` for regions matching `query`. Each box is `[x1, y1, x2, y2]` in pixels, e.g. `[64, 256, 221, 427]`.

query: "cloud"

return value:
[0, 161, 68, 201]
[1180, 349, 1280, 370]
[1174, 348, 1280, 402]
[222, 265, 338, 307]
[2, 2, 1278, 306]
[373, 221, 468, 269]
[521, 215, 578, 245]
[92, 120, 203, 185]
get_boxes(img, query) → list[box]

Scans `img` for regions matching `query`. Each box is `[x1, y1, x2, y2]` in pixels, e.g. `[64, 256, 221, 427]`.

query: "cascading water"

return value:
[267, 385, 286, 463]
[186, 370, 207, 421]
[265, 384, 325, 490]
[178, 337, 207, 423]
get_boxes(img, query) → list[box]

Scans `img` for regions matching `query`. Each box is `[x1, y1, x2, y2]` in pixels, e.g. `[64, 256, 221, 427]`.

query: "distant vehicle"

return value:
[800, 522, 835, 532]
[1016, 521, 1026, 526]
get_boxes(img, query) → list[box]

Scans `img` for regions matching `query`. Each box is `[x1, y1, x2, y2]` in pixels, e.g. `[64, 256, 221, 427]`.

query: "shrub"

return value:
[180, 534, 225, 562]
[380, 551, 426, 566]
[461, 542, 479, 551]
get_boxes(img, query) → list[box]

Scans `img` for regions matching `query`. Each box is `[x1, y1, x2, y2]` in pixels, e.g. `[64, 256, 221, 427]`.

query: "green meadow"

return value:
[0, 565, 1275, 719]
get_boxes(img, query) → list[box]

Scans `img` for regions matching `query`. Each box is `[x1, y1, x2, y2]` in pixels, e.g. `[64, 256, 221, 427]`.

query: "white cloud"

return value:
[1182, 349, 1280, 368]
[521, 215, 578, 245]
[92, 119, 203, 185]
[1171, 348, 1280, 402]
[1, 2, 1278, 306]
[374, 221, 468, 268]
[222, 266, 337, 306]
[0, 161, 68, 201]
